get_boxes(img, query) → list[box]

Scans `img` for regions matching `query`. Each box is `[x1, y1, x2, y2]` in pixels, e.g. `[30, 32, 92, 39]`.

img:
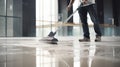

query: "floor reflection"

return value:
[0, 37, 120, 67]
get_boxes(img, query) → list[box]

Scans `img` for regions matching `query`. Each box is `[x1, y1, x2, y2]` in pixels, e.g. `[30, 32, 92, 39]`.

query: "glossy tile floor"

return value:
[0, 24, 120, 67]
[0, 36, 120, 67]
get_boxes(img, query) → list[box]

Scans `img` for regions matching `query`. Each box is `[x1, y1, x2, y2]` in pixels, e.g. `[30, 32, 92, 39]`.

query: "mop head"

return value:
[40, 37, 58, 44]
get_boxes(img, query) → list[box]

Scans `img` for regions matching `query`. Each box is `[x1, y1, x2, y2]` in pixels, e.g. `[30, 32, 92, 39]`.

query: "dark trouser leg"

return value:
[78, 6, 90, 38]
[87, 4, 102, 36]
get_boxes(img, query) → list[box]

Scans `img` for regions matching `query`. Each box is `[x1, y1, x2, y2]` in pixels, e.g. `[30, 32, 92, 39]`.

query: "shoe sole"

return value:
[79, 40, 90, 42]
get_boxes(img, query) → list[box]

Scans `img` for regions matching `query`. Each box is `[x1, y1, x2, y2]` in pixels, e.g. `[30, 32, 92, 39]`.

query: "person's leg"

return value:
[87, 4, 102, 41]
[78, 6, 90, 41]
[78, 6, 90, 38]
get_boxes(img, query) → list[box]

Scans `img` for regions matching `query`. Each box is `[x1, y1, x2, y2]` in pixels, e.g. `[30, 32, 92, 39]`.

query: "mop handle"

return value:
[55, 7, 80, 32]
[64, 8, 78, 22]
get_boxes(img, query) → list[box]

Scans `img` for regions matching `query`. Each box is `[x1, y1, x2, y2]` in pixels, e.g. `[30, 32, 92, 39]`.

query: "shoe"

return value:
[95, 36, 101, 42]
[79, 37, 90, 42]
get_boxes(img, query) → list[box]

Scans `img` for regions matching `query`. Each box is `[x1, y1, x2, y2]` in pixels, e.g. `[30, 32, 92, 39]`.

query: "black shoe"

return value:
[95, 36, 101, 42]
[79, 37, 90, 42]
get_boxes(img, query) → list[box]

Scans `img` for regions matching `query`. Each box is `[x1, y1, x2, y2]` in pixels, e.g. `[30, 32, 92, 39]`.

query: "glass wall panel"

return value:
[13, 18, 22, 37]
[7, 0, 13, 16]
[7, 18, 14, 37]
[0, 0, 6, 15]
[13, 0, 22, 17]
[0, 17, 6, 37]
[0, 0, 22, 37]
[7, 17, 22, 37]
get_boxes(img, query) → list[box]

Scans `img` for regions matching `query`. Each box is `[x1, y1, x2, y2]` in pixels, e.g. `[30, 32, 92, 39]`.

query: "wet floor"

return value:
[0, 36, 120, 67]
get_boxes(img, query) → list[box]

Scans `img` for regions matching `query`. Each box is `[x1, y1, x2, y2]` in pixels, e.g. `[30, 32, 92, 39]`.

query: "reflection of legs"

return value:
[88, 5, 101, 37]
[78, 7, 90, 39]
[88, 45, 96, 67]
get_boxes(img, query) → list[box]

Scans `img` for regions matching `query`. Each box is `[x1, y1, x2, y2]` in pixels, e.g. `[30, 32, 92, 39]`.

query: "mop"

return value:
[40, 7, 79, 44]
[40, 1, 92, 44]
